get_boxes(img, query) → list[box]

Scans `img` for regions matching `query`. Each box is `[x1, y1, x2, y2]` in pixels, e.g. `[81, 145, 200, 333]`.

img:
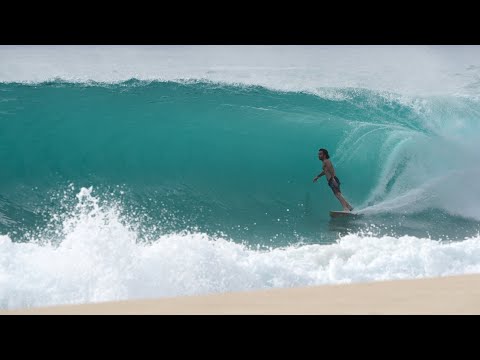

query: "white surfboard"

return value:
[329, 210, 356, 218]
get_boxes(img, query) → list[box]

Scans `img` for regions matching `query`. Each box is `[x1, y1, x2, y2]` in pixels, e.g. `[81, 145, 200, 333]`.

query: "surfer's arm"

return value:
[313, 171, 325, 182]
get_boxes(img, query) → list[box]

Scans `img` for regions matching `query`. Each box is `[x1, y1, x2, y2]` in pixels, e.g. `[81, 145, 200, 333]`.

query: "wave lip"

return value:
[2, 45, 480, 98]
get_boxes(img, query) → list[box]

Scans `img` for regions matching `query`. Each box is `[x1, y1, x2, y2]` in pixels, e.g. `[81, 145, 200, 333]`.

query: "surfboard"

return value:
[329, 210, 356, 218]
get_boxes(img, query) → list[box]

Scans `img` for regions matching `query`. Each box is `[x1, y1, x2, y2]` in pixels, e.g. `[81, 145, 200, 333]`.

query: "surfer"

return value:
[313, 148, 353, 212]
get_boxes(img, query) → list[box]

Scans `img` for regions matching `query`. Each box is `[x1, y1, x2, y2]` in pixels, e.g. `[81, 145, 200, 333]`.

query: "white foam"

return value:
[357, 123, 480, 220]
[1, 45, 480, 98]
[1, 187, 480, 310]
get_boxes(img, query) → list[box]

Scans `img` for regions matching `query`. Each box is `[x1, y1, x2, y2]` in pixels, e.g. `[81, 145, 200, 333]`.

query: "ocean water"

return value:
[1, 45, 480, 310]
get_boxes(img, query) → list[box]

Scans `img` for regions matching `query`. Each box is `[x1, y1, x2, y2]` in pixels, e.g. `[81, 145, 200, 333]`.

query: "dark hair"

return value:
[319, 148, 330, 159]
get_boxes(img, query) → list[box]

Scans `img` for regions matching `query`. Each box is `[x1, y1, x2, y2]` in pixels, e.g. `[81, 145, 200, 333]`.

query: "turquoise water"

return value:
[1, 81, 479, 244]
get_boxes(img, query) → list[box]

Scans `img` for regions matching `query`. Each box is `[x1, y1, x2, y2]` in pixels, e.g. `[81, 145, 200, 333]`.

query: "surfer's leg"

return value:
[340, 194, 353, 211]
[345, 198, 353, 211]
[329, 178, 353, 211]
[334, 191, 347, 210]
[335, 192, 353, 211]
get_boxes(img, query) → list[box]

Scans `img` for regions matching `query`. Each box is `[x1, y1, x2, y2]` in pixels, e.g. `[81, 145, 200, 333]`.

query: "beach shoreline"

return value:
[2, 274, 480, 315]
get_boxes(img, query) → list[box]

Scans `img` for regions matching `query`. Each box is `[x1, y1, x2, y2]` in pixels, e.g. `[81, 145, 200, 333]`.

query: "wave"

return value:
[1, 81, 480, 239]
[1, 187, 480, 310]
[2, 46, 480, 310]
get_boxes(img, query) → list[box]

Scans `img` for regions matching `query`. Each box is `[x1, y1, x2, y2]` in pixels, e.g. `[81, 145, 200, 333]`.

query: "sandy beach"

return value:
[2, 274, 480, 315]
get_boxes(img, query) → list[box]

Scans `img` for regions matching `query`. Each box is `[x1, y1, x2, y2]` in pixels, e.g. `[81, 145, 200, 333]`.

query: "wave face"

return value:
[1, 46, 480, 309]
